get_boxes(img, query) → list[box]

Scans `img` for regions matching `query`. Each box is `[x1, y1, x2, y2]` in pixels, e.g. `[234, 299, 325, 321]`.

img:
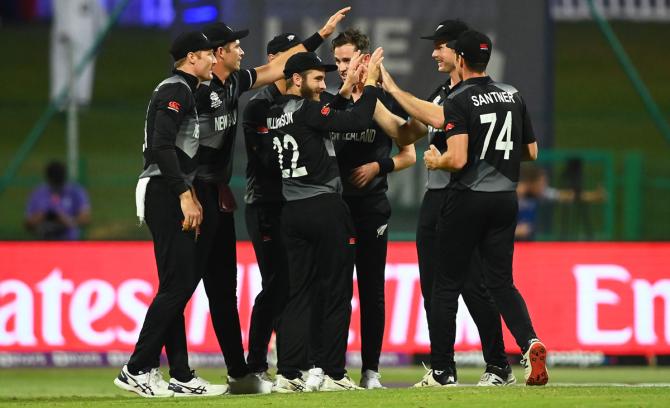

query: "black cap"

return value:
[283, 52, 337, 78]
[453, 30, 492, 64]
[203, 22, 249, 47]
[267, 33, 301, 55]
[169, 31, 215, 61]
[420, 19, 469, 43]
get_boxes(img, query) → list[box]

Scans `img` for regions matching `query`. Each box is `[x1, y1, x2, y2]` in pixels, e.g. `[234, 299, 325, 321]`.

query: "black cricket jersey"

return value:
[242, 83, 283, 204]
[266, 85, 378, 202]
[195, 68, 258, 184]
[140, 69, 200, 196]
[442, 76, 536, 192]
[328, 87, 406, 196]
[425, 80, 452, 191]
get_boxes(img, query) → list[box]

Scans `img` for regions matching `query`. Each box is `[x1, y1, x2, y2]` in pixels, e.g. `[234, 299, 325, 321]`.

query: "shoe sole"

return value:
[525, 342, 549, 386]
[173, 392, 226, 397]
[113, 378, 174, 398]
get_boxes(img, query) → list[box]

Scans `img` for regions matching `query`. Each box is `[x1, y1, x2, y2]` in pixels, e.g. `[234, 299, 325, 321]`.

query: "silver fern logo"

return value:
[376, 224, 388, 238]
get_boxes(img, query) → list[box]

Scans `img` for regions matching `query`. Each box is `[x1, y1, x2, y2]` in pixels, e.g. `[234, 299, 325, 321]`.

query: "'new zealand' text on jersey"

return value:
[140, 70, 199, 196]
[328, 87, 405, 196]
[425, 80, 452, 190]
[242, 83, 283, 204]
[195, 69, 257, 184]
[442, 76, 536, 192]
[266, 86, 378, 202]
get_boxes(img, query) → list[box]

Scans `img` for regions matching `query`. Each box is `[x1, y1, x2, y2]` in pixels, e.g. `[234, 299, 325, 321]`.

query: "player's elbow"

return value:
[407, 149, 417, 165]
[428, 116, 445, 130]
[453, 157, 467, 170]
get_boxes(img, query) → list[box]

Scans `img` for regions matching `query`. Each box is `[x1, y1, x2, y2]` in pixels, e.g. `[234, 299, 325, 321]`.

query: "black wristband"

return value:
[376, 158, 395, 175]
[302, 32, 324, 52]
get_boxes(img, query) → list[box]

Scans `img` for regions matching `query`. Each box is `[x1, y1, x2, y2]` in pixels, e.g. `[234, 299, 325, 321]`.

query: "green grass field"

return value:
[1, 366, 669, 407]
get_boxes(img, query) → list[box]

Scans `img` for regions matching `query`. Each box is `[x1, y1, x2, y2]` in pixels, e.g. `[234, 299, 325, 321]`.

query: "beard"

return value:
[300, 84, 321, 101]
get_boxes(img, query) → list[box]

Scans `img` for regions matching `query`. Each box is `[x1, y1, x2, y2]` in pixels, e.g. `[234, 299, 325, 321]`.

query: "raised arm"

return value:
[252, 7, 351, 89]
[373, 101, 428, 146]
[380, 64, 445, 129]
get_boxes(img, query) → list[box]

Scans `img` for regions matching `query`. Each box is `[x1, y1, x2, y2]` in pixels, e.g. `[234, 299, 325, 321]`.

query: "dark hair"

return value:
[45, 161, 67, 187]
[461, 56, 488, 73]
[331, 28, 370, 53]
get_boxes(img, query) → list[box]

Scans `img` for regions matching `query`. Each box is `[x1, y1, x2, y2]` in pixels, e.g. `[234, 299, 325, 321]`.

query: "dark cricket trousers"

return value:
[127, 177, 202, 380]
[156, 182, 249, 381]
[245, 201, 290, 373]
[276, 193, 356, 379]
[430, 189, 537, 370]
[190, 182, 249, 379]
[417, 188, 508, 369]
[344, 193, 390, 373]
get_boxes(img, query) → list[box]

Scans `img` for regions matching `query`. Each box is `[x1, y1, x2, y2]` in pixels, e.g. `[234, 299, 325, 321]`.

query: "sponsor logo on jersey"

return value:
[445, 122, 455, 131]
[320, 105, 331, 116]
[168, 101, 181, 112]
[480, 43, 489, 51]
[256, 125, 269, 134]
[210, 92, 222, 108]
[348, 237, 356, 245]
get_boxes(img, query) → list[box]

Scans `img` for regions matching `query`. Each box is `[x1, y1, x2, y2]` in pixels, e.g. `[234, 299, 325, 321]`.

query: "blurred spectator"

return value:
[516, 163, 605, 241]
[50, 0, 106, 107]
[24, 161, 91, 240]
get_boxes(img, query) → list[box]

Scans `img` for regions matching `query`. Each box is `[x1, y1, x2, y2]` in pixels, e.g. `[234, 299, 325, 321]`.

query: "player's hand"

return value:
[424, 144, 443, 170]
[318, 6, 351, 39]
[180, 189, 202, 231]
[349, 162, 380, 188]
[365, 47, 384, 85]
[340, 51, 364, 97]
[380, 64, 400, 94]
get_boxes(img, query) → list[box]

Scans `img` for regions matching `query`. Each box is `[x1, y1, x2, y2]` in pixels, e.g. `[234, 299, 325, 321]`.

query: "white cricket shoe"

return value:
[113, 365, 174, 398]
[476, 365, 517, 386]
[228, 372, 273, 394]
[360, 370, 386, 389]
[168, 372, 228, 397]
[272, 374, 309, 393]
[305, 367, 325, 391]
[521, 339, 549, 386]
[320, 374, 363, 391]
[413, 364, 457, 388]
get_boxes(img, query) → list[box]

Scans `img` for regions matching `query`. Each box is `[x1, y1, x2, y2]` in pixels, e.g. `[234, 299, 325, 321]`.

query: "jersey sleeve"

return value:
[301, 85, 376, 133]
[238, 69, 258, 94]
[150, 83, 192, 195]
[383, 89, 409, 121]
[442, 98, 468, 139]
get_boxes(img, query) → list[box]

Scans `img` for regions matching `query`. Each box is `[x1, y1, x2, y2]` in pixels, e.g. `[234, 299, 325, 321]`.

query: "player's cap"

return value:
[203, 22, 249, 47]
[420, 19, 469, 44]
[267, 33, 302, 55]
[452, 30, 492, 64]
[283, 52, 337, 78]
[169, 31, 215, 61]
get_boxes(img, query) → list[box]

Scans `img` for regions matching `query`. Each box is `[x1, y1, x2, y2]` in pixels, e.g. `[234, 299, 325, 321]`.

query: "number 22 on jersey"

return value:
[479, 111, 513, 160]
[273, 134, 308, 178]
